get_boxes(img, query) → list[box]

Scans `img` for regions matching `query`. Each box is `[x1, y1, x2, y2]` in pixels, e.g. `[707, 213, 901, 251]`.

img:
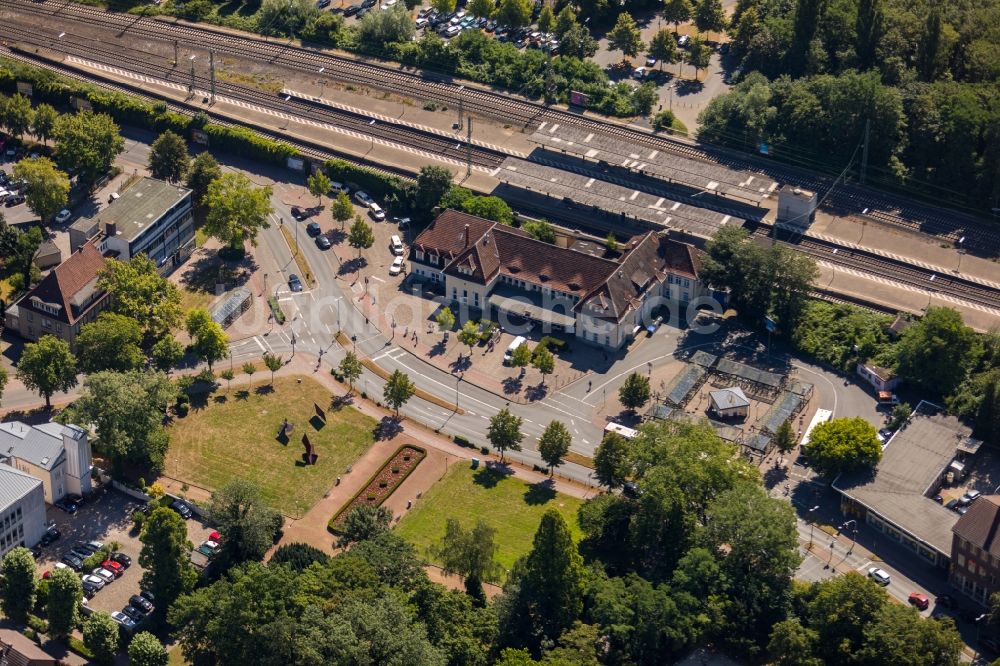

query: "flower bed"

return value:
[328, 444, 426, 534]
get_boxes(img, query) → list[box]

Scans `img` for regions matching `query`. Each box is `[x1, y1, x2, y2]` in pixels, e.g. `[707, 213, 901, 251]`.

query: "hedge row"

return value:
[0, 57, 299, 166]
[326, 443, 426, 534]
[323, 159, 413, 203]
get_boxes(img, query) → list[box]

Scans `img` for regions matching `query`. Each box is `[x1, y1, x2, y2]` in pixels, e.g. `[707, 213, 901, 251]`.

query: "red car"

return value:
[209, 531, 221, 542]
[101, 560, 125, 578]
[908, 592, 930, 610]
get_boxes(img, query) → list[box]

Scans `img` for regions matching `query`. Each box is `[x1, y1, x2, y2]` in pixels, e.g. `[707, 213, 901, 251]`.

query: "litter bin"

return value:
[471, 458, 480, 469]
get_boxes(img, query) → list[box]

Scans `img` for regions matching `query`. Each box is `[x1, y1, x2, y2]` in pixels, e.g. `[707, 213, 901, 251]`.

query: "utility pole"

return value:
[173, 40, 179, 66]
[860, 118, 870, 185]
[209, 50, 216, 106]
[457, 86, 464, 131]
[188, 55, 196, 98]
[466, 117, 473, 178]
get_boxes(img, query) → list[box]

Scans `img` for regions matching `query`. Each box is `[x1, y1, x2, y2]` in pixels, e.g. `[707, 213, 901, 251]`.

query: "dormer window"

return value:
[30, 298, 63, 317]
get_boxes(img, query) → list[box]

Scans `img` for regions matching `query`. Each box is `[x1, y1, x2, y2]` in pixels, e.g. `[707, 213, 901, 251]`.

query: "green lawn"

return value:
[168, 375, 376, 518]
[395, 464, 584, 574]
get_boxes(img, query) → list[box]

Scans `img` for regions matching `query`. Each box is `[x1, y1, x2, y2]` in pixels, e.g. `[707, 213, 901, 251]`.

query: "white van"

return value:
[390, 234, 404, 256]
[503, 336, 528, 364]
[368, 203, 385, 221]
[604, 422, 638, 440]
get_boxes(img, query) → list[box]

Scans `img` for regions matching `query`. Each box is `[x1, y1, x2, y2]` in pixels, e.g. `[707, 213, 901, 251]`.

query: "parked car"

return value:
[81, 579, 101, 597]
[343, 4, 361, 15]
[102, 560, 124, 577]
[315, 234, 331, 250]
[61, 554, 83, 571]
[171, 499, 193, 519]
[110, 611, 136, 630]
[130, 594, 154, 613]
[946, 498, 961, 511]
[960, 489, 982, 505]
[394, 217, 411, 230]
[632, 66, 648, 80]
[85, 540, 103, 551]
[291, 206, 307, 220]
[111, 552, 132, 568]
[69, 546, 92, 559]
[4, 193, 24, 207]
[197, 540, 219, 558]
[677, 34, 690, 48]
[306, 221, 322, 236]
[54, 498, 77, 514]
[389, 256, 404, 276]
[54, 209, 71, 224]
[287, 274, 303, 293]
[645, 56, 657, 67]
[82, 574, 106, 590]
[140, 590, 155, 604]
[368, 203, 385, 221]
[390, 234, 404, 256]
[868, 567, 891, 586]
[354, 190, 373, 207]
[316, 0, 330, 7]
[330, 180, 349, 194]
[92, 568, 115, 584]
[908, 592, 930, 610]
[121, 605, 145, 622]
[40, 527, 61, 546]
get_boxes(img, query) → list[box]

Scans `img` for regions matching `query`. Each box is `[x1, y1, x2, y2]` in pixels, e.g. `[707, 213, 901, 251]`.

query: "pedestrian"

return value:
[587, 380, 592, 392]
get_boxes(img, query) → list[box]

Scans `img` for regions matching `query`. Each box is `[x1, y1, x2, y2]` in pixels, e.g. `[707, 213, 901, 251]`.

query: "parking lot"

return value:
[35, 489, 213, 619]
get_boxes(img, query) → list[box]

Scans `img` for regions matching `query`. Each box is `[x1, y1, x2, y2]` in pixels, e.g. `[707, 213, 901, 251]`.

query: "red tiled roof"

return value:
[953, 496, 1000, 558]
[19, 242, 107, 325]
[412, 209, 496, 261]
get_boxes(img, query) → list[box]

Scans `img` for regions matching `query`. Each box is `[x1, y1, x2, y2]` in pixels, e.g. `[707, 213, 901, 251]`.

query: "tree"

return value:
[263, 352, 283, 384]
[0, 547, 37, 623]
[537, 5, 554, 33]
[432, 0, 457, 17]
[77, 312, 145, 373]
[16, 335, 77, 409]
[694, 0, 726, 37]
[331, 191, 353, 230]
[140, 506, 197, 613]
[468, 0, 494, 18]
[895, 307, 982, 396]
[66, 370, 175, 473]
[99, 255, 183, 341]
[220, 368, 235, 394]
[3, 94, 33, 140]
[436, 307, 456, 336]
[854, 0, 883, 70]
[83, 612, 121, 665]
[559, 23, 600, 59]
[383, 369, 415, 417]
[496, 0, 532, 28]
[774, 419, 796, 454]
[509, 342, 532, 377]
[204, 173, 273, 250]
[513, 510, 584, 646]
[618, 373, 651, 412]
[463, 196, 513, 225]
[339, 505, 393, 547]
[46, 567, 82, 639]
[593, 431, 631, 489]
[786, 0, 821, 76]
[608, 13, 644, 62]
[415, 165, 454, 217]
[648, 29, 679, 71]
[243, 362, 256, 389]
[258, 0, 319, 35]
[804, 417, 881, 477]
[148, 130, 189, 183]
[128, 632, 169, 666]
[151, 336, 185, 371]
[0, 214, 41, 290]
[458, 320, 480, 359]
[430, 519, 503, 601]
[348, 215, 375, 259]
[209, 479, 283, 566]
[31, 103, 58, 145]
[12, 157, 70, 222]
[686, 36, 712, 79]
[522, 219, 556, 243]
[555, 6, 578, 37]
[487, 408, 523, 461]
[338, 352, 363, 393]
[532, 345, 555, 386]
[53, 110, 124, 186]
[357, 3, 415, 49]
[186, 308, 229, 371]
[977, 375, 1000, 446]
[307, 169, 331, 207]
[270, 543, 330, 571]
[186, 151, 222, 205]
[662, 0, 692, 32]
[605, 232, 619, 252]
[538, 420, 571, 475]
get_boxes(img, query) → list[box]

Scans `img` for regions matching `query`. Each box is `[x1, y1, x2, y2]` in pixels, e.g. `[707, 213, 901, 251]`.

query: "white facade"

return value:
[0, 467, 47, 556]
[0, 421, 93, 504]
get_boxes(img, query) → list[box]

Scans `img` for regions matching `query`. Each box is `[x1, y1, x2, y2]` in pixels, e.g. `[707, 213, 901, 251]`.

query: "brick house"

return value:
[950, 496, 1000, 606]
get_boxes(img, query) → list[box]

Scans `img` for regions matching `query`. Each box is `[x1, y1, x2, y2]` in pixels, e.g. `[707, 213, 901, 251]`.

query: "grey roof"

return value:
[0, 421, 75, 471]
[86, 177, 191, 242]
[710, 387, 750, 410]
[833, 402, 971, 556]
[0, 465, 43, 508]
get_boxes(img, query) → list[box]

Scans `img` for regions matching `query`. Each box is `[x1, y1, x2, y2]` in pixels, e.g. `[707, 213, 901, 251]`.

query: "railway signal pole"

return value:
[210, 50, 216, 106]
[173, 40, 178, 67]
[457, 85, 464, 131]
[466, 118, 473, 178]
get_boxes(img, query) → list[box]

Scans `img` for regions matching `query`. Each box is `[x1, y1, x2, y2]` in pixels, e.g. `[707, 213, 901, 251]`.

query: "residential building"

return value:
[856, 362, 901, 393]
[0, 466, 47, 557]
[408, 210, 709, 349]
[69, 177, 194, 273]
[950, 496, 1000, 606]
[833, 401, 980, 568]
[2, 241, 109, 350]
[708, 387, 750, 419]
[0, 628, 60, 665]
[0, 421, 92, 504]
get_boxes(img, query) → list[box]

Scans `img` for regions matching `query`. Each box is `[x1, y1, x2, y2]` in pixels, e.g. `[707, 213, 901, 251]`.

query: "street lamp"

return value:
[455, 374, 461, 412]
[841, 519, 858, 554]
[807, 505, 820, 548]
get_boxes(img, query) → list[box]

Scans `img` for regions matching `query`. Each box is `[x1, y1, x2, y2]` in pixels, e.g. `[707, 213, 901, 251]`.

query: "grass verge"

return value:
[563, 451, 594, 469]
[395, 464, 584, 574]
[167, 375, 376, 517]
[279, 226, 316, 287]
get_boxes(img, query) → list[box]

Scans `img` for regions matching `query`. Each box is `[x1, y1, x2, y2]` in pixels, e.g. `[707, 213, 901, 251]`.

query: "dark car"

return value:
[61, 554, 83, 570]
[315, 235, 331, 250]
[81, 580, 101, 597]
[130, 594, 154, 614]
[343, 4, 361, 15]
[40, 527, 61, 546]
[936, 594, 959, 610]
[122, 605, 145, 622]
[170, 499, 193, 519]
[54, 499, 77, 514]
[291, 206, 307, 220]
[66, 494, 84, 507]
[140, 590, 155, 604]
[287, 274, 303, 292]
[316, 0, 331, 6]
[30, 546, 42, 558]
[112, 552, 132, 568]
[70, 546, 92, 559]
[306, 221, 322, 236]
[4, 193, 24, 207]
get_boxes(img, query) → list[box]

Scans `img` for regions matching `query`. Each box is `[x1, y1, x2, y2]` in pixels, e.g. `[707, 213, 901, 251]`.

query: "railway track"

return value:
[5, 0, 998, 255]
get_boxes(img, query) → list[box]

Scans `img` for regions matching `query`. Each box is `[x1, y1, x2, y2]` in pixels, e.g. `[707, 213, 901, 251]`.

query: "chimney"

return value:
[105, 222, 117, 238]
[464, 224, 470, 248]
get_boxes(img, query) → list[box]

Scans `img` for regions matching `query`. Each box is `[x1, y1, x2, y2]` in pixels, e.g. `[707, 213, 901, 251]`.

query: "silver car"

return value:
[868, 567, 891, 586]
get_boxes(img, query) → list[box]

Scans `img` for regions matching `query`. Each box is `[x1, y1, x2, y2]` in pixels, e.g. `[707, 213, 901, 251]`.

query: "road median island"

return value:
[279, 226, 317, 288]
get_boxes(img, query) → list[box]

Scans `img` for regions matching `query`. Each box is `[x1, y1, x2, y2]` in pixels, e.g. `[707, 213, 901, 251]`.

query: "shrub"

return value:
[480, 446, 490, 455]
[323, 159, 413, 206]
[268, 296, 286, 324]
[538, 336, 568, 352]
[26, 614, 48, 634]
[176, 402, 189, 417]
[68, 636, 95, 659]
[454, 435, 473, 448]
[147, 482, 166, 498]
